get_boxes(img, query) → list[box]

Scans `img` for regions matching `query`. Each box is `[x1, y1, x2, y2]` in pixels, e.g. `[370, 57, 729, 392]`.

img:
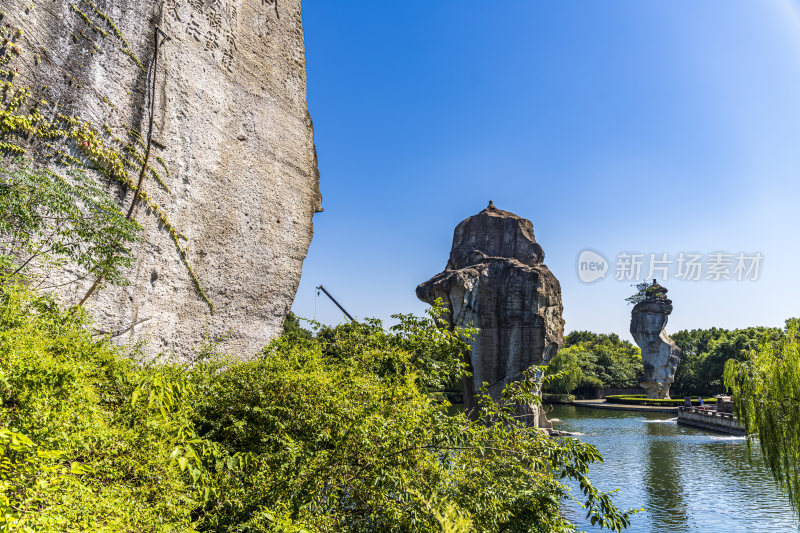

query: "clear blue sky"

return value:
[292, 0, 800, 341]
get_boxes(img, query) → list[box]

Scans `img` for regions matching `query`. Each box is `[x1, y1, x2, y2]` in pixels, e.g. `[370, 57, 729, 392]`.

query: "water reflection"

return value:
[549, 404, 799, 533]
[644, 420, 689, 531]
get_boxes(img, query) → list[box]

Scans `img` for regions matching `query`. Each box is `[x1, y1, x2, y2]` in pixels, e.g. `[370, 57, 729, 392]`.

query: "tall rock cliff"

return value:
[6, 0, 322, 358]
[417, 203, 564, 423]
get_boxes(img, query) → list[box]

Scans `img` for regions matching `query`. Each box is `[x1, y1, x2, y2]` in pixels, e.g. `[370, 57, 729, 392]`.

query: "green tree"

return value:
[672, 326, 781, 396]
[544, 346, 583, 394]
[624, 282, 651, 305]
[724, 319, 800, 519]
[564, 331, 642, 396]
[1, 13, 213, 310]
[192, 310, 635, 532]
[671, 328, 721, 395]
[0, 157, 141, 288]
[282, 311, 314, 340]
[0, 285, 202, 531]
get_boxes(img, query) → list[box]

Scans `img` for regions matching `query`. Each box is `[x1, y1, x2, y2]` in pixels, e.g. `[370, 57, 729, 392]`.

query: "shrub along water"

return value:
[0, 286, 635, 532]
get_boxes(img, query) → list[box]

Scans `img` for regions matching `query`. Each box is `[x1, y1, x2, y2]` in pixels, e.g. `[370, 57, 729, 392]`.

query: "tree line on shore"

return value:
[543, 325, 790, 399]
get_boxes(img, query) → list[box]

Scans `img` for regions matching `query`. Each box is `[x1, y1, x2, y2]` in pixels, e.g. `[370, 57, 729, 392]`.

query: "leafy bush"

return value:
[0, 287, 636, 532]
[543, 347, 583, 394]
[542, 393, 575, 404]
[190, 309, 635, 532]
[0, 285, 200, 531]
[724, 319, 800, 519]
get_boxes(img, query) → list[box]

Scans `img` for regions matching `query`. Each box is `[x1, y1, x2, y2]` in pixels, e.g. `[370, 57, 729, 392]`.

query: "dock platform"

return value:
[677, 406, 746, 436]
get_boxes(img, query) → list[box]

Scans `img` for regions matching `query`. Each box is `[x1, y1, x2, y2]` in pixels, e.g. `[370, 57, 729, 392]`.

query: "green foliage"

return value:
[724, 319, 800, 519]
[672, 326, 782, 396]
[624, 282, 652, 305]
[0, 285, 202, 531]
[564, 332, 642, 397]
[624, 282, 667, 306]
[189, 332, 634, 532]
[312, 302, 476, 394]
[0, 287, 636, 532]
[566, 323, 783, 399]
[542, 393, 576, 404]
[389, 304, 477, 393]
[0, 427, 72, 533]
[282, 312, 313, 340]
[0, 157, 141, 287]
[544, 347, 583, 394]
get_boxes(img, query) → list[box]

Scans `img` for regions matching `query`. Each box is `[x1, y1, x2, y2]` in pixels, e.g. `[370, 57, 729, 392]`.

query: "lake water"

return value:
[548, 403, 800, 533]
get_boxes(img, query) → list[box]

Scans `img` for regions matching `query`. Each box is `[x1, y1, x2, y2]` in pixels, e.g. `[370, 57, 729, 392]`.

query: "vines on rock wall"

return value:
[0, 3, 215, 312]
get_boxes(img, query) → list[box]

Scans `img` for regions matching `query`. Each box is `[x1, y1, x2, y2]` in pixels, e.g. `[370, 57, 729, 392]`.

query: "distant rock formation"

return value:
[10, 0, 321, 358]
[630, 280, 682, 399]
[417, 203, 564, 425]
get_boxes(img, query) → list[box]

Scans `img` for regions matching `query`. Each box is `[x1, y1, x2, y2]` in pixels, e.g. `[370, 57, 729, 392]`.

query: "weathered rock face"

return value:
[10, 0, 321, 358]
[417, 203, 564, 421]
[630, 281, 682, 399]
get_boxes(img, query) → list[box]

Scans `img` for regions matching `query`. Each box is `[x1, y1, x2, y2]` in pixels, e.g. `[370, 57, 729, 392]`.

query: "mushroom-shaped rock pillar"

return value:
[629, 280, 682, 399]
[416, 203, 564, 426]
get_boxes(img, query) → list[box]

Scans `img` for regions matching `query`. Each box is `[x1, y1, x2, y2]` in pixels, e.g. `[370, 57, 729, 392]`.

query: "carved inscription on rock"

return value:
[165, 0, 279, 71]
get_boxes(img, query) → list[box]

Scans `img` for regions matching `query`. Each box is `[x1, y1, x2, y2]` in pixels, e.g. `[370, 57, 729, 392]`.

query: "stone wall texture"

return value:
[9, 0, 321, 358]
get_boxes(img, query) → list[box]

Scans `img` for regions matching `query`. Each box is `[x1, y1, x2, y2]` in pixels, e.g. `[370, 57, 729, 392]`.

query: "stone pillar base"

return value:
[640, 381, 671, 399]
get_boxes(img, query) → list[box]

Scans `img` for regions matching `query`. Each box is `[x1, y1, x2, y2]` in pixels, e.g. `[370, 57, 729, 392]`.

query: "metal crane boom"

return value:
[316, 285, 356, 323]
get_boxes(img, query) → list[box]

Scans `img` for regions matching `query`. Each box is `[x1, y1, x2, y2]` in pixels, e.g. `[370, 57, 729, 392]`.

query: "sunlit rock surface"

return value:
[417, 203, 564, 424]
[11, 0, 321, 359]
